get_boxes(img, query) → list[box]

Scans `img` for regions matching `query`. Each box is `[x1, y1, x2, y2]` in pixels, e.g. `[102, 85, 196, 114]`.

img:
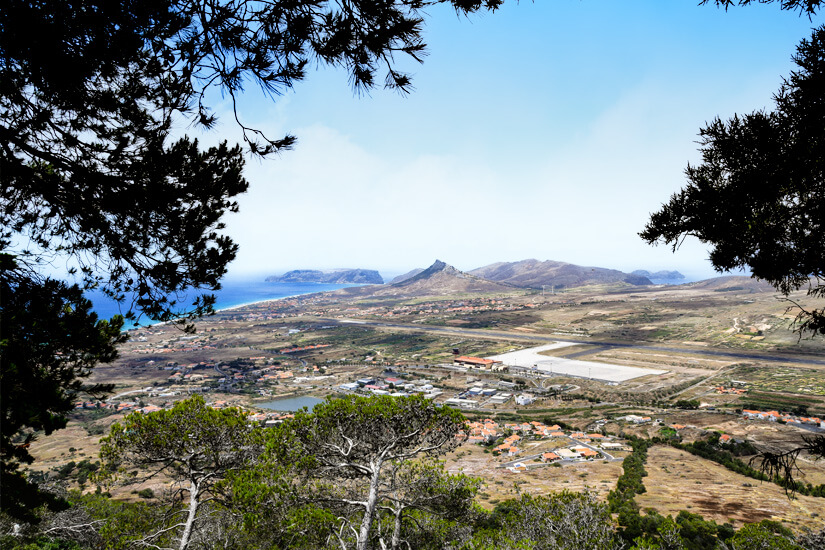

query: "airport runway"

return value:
[329, 318, 825, 367]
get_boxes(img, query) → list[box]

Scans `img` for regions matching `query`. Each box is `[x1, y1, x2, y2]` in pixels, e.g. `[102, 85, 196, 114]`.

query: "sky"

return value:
[193, 1, 823, 281]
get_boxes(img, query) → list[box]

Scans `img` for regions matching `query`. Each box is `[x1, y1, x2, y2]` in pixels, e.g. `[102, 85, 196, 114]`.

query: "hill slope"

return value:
[469, 259, 651, 288]
[339, 260, 514, 298]
[389, 268, 425, 285]
[266, 269, 383, 284]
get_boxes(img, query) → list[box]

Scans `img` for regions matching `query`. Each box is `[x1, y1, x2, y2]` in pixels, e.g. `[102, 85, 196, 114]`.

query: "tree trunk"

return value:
[178, 480, 200, 550]
[390, 509, 403, 550]
[356, 464, 383, 550]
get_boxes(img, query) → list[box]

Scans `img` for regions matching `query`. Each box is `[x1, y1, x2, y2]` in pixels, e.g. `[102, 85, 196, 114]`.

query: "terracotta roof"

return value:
[454, 356, 496, 365]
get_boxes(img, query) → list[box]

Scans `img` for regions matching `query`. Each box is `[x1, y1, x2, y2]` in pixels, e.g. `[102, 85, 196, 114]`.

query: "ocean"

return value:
[84, 278, 360, 328]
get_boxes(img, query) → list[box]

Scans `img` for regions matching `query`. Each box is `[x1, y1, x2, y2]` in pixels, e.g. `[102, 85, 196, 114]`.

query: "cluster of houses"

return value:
[459, 418, 622, 462]
[246, 410, 295, 427]
[129, 332, 217, 355]
[338, 376, 443, 399]
[159, 357, 317, 394]
[257, 370, 295, 383]
[616, 414, 653, 424]
[75, 400, 164, 415]
[334, 370, 545, 412]
[77, 396, 304, 428]
[168, 372, 207, 384]
[443, 378, 535, 410]
[716, 386, 748, 395]
[742, 409, 824, 427]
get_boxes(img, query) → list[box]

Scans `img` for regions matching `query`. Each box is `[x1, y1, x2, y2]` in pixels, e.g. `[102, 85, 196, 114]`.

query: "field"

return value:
[638, 446, 823, 531]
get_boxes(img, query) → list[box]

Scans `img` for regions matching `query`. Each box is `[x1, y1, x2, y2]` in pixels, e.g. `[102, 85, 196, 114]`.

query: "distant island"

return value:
[266, 263, 685, 288]
[632, 269, 685, 280]
[470, 259, 652, 288]
[266, 269, 383, 284]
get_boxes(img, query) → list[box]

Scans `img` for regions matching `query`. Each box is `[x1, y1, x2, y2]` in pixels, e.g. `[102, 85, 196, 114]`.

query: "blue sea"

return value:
[85, 278, 360, 328]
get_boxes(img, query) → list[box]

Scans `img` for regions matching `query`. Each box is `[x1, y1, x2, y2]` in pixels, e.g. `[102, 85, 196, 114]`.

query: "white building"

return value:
[515, 393, 535, 406]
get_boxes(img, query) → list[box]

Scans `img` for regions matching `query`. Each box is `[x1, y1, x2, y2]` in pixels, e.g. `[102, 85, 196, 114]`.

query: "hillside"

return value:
[469, 259, 651, 288]
[340, 260, 514, 298]
[388, 268, 425, 284]
[265, 268, 383, 284]
[681, 276, 776, 293]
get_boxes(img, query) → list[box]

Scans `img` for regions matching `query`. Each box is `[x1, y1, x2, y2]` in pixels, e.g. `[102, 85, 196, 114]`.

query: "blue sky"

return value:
[201, 1, 822, 280]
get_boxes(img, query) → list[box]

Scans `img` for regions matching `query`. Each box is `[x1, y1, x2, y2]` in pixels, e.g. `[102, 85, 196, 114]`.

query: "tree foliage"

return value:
[0, 0, 503, 524]
[481, 491, 623, 550]
[0, 272, 125, 523]
[1, 0, 505, 324]
[701, 0, 822, 16]
[99, 396, 261, 550]
[730, 522, 804, 550]
[238, 394, 472, 550]
[641, 25, 825, 336]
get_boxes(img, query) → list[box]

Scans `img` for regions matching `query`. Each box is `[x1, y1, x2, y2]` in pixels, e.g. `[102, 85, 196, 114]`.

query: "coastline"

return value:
[210, 292, 313, 314]
[124, 295, 298, 332]
[114, 281, 357, 331]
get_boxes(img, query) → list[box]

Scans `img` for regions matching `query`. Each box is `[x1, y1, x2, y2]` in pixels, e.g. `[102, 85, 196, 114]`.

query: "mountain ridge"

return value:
[266, 269, 383, 284]
[469, 259, 652, 288]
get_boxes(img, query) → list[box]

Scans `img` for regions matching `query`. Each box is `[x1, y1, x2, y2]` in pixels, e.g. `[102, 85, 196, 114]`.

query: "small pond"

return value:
[259, 396, 325, 412]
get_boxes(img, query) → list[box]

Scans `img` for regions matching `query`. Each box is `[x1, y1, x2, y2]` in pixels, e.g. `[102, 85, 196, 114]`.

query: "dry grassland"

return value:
[26, 413, 122, 474]
[637, 446, 823, 531]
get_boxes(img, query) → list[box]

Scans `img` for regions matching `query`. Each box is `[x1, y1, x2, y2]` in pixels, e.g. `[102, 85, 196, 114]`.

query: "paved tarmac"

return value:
[489, 344, 667, 383]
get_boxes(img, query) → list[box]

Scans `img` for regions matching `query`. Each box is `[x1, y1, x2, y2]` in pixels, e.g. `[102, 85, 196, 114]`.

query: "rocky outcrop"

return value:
[369, 260, 513, 297]
[632, 269, 685, 280]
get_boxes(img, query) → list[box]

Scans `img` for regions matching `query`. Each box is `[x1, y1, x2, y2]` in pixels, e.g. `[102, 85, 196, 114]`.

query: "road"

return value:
[325, 318, 825, 367]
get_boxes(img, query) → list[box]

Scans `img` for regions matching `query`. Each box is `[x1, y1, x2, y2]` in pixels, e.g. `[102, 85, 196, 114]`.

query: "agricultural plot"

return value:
[724, 365, 825, 396]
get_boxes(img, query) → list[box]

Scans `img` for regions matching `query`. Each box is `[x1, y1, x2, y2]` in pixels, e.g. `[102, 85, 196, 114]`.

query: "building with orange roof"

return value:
[573, 447, 600, 458]
[453, 356, 503, 369]
[493, 444, 511, 455]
